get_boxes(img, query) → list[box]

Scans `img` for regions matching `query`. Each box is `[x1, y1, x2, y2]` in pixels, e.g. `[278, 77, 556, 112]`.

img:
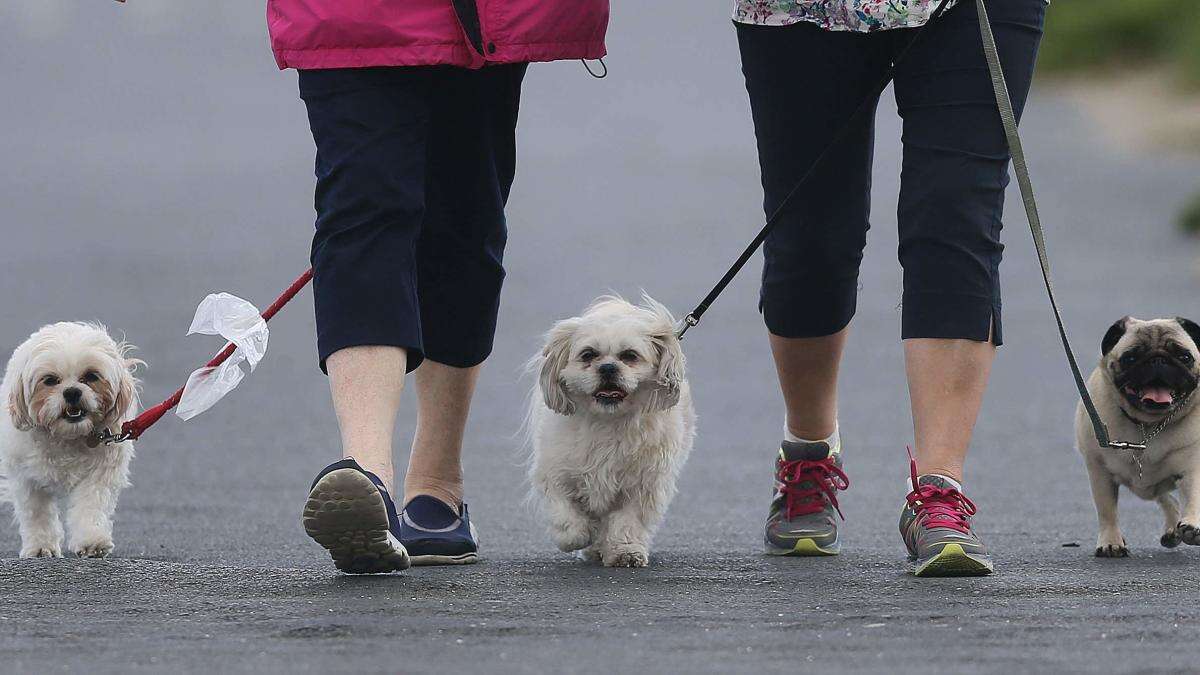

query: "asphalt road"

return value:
[2, 3, 1200, 673]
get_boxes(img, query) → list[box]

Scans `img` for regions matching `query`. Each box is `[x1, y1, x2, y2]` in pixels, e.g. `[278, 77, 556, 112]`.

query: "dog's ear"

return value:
[1176, 318, 1200, 351]
[102, 345, 143, 434]
[1102, 316, 1131, 357]
[7, 381, 33, 431]
[540, 318, 580, 416]
[108, 363, 140, 434]
[641, 294, 686, 413]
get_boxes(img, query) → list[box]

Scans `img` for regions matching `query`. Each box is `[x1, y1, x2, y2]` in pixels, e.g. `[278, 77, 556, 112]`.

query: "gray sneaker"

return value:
[764, 440, 849, 556]
[898, 452, 993, 577]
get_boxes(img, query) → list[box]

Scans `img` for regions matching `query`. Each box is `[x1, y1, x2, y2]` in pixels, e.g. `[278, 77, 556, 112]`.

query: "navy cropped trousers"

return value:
[737, 0, 1046, 345]
[299, 64, 527, 372]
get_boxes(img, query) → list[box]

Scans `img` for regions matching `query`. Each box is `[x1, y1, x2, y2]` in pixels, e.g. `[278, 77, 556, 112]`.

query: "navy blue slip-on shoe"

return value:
[302, 458, 410, 574]
[400, 495, 479, 566]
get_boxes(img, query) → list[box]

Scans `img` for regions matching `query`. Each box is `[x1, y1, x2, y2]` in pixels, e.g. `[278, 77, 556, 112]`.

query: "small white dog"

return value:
[529, 296, 695, 568]
[1, 322, 141, 558]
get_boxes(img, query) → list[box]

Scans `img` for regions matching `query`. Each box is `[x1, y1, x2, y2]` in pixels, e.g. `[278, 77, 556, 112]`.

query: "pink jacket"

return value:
[267, 0, 609, 71]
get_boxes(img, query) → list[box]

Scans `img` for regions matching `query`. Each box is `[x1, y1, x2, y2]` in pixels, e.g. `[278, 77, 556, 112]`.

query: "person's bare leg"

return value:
[903, 338, 996, 483]
[326, 346, 408, 492]
[770, 328, 848, 440]
[404, 360, 481, 508]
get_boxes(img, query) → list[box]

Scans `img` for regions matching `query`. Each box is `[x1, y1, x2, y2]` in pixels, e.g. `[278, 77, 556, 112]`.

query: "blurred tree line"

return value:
[1040, 0, 1200, 89]
[1039, 1, 1200, 233]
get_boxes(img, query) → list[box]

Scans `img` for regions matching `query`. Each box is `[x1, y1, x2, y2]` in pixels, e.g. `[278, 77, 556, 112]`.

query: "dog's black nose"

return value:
[63, 387, 82, 404]
[598, 363, 618, 377]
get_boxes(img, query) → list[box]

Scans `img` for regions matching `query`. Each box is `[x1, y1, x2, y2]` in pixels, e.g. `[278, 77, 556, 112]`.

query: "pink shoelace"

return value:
[777, 457, 849, 520]
[904, 446, 976, 533]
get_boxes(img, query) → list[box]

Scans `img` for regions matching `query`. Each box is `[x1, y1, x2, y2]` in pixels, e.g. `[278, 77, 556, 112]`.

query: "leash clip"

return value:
[96, 429, 133, 446]
[676, 313, 700, 339]
[1107, 440, 1147, 451]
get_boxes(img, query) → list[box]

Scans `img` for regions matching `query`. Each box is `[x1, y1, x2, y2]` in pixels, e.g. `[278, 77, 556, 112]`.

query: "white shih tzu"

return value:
[1, 323, 141, 558]
[529, 296, 695, 568]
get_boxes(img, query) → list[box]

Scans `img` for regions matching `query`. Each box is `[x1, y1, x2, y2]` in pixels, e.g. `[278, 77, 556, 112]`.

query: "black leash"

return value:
[676, 0, 1139, 451]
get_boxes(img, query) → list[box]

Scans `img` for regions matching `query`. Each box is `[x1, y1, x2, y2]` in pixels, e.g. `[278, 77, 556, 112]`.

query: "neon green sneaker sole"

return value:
[765, 536, 840, 556]
[911, 543, 994, 577]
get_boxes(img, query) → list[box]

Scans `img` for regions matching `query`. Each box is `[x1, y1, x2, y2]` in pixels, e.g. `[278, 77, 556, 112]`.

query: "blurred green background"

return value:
[1040, 0, 1200, 89]
[1041, 0, 1200, 234]
[1182, 192, 1200, 235]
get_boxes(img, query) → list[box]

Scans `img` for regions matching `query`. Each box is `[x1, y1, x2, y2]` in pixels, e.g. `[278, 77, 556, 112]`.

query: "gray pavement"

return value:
[2, 2, 1200, 673]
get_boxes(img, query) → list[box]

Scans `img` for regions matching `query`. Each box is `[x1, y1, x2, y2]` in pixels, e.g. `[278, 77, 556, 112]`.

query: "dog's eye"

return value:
[1180, 353, 1195, 365]
[619, 350, 640, 363]
[80, 371, 100, 384]
[579, 349, 598, 362]
[41, 375, 60, 387]
[1119, 353, 1138, 366]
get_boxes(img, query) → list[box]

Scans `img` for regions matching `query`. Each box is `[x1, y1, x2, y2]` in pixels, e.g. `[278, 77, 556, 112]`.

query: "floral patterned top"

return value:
[733, 0, 960, 32]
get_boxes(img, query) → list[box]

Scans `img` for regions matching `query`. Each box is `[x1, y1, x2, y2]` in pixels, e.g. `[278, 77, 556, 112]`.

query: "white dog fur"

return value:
[529, 295, 695, 568]
[1, 322, 140, 558]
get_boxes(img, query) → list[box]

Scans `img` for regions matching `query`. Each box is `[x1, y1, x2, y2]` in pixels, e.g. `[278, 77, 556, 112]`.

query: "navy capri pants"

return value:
[299, 64, 527, 372]
[737, 0, 1046, 345]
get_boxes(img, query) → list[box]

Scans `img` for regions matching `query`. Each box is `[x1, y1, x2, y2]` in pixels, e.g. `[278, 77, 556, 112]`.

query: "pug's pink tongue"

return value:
[1141, 386, 1174, 404]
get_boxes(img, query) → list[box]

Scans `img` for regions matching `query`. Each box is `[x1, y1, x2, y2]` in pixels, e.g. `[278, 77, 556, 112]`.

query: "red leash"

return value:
[102, 268, 314, 444]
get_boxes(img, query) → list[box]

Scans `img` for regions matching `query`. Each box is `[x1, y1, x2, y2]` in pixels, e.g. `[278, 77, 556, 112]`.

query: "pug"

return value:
[1076, 317, 1200, 557]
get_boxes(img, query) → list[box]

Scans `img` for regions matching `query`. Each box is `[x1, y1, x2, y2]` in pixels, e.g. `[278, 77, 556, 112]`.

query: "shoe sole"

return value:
[765, 536, 840, 556]
[303, 468, 410, 574]
[409, 552, 479, 566]
[911, 543, 993, 577]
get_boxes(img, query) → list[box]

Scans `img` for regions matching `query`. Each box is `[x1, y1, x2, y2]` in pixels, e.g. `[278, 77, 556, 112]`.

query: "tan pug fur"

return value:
[1076, 317, 1200, 557]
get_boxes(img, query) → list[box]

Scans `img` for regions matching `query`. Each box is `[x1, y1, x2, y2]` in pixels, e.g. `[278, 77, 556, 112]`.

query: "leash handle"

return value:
[680, 0, 954, 337]
[107, 268, 315, 443]
[974, 0, 1137, 450]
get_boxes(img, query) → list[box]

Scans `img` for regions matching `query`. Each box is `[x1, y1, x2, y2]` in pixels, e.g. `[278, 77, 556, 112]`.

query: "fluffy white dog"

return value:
[0, 323, 141, 558]
[529, 296, 695, 568]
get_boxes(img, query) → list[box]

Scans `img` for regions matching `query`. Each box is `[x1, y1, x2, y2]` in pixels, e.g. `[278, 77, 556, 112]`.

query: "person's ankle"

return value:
[344, 454, 395, 494]
[914, 469, 964, 491]
[785, 420, 840, 451]
[403, 474, 464, 510]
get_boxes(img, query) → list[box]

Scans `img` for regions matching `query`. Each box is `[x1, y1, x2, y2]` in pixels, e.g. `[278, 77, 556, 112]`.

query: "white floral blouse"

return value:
[733, 0, 959, 32]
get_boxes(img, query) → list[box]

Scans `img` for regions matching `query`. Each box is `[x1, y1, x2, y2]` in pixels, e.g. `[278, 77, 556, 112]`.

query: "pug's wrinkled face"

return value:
[1102, 317, 1200, 422]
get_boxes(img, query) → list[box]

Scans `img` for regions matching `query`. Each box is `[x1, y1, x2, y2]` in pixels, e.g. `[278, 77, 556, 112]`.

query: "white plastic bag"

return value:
[176, 293, 269, 421]
[186, 293, 268, 369]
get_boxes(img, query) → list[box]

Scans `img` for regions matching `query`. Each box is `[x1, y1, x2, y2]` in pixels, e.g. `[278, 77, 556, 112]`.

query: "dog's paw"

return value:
[1095, 543, 1129, 558]
[1176, 522, 1200, 546]
[1095, 529, 1128, 558]
[1161, 528, 1182, 548]
[578, 546, 603, 563]
[20, 546, 62, 559]
[602, 547, 649, 568]
[551, 520, 592, 553]
[74, 539, 114, 559]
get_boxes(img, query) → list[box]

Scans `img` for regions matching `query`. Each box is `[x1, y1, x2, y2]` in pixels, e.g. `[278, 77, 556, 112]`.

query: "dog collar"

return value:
[1111, 391, 1195, 477]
